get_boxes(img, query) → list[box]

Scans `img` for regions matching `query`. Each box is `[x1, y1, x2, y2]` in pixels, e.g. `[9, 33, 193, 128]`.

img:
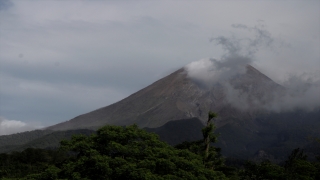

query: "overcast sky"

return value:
[0, 0, 319, 135]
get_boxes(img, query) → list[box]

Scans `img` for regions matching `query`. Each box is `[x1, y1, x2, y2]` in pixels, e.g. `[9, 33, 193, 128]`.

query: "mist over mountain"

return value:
[45, 23, 319, 131]
[45, 60, 319, 134]
[185, 58, 320, 113]
[186, 23, 320, 113]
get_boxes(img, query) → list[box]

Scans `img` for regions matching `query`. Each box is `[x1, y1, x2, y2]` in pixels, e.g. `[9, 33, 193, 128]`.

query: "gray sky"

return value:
[0, 0, 319, 135]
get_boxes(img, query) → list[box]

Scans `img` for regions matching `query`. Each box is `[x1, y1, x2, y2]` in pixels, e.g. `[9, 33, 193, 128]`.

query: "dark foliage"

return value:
[0, 123, 319, 179]
[0, 148, 67, 179]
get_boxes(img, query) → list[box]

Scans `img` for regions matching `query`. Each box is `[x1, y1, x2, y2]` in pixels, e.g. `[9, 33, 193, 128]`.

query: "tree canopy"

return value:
[1, 113, 319, 180]
[24, 124, 226, 180]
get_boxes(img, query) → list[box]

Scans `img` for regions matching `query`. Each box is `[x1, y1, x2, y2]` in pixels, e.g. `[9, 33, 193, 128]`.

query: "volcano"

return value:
[2, 62, 320, 159]
[47, 64, 283, 131]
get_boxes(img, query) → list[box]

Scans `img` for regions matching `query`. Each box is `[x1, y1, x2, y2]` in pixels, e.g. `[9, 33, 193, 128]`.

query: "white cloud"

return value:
[0, 117, 39, 135]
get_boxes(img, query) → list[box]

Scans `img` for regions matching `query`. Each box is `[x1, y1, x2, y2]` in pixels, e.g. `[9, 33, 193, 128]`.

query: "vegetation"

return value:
[0, 148, 67, 179]
[0, 129, 95, 154]
[0, 112, 319, 179]
[239, 148, 320, 180]
[0, 130, 53, 153]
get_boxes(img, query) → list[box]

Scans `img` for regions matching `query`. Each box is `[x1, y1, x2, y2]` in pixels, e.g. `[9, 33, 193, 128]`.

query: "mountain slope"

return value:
[0, 129, 95, 153]
[47, 65, 283, 131]
[0, 130, 53, 150]
[145, 117, 204, 146]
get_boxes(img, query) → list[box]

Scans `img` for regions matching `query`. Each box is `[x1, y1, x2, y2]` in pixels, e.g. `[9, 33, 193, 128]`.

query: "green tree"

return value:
[240, 160, 285, 180]
[284, 148, 317, 180]
[202, 111, 223, 169]
[176, 112, 224, 171]
[40, 124, 227, 180]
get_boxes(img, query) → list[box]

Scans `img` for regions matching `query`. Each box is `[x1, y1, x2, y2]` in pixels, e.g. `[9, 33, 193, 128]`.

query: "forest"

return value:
[0, 113, 319, 180]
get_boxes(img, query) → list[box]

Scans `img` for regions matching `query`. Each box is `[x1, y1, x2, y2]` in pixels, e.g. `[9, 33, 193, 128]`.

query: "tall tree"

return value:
[203, 111, 218, 161]
[175, 111, 224, 170]
[202, 111, 223, 169]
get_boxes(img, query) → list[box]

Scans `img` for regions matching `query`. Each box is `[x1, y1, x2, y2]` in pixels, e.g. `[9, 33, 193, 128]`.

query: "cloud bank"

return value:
[223, 73, 320, 112]
[271, 74, 320, 112]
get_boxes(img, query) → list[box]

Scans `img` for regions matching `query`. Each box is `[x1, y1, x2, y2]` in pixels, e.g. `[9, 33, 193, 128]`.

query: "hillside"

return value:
[0, 129, 94, 153]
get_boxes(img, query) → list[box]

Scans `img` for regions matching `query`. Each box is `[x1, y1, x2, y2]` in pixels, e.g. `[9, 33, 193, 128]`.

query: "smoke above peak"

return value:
[185, 23, 273, 87]
[184, 57, 249, 87]
[184, 23, 320, 112]
[212, 23, 274, 57]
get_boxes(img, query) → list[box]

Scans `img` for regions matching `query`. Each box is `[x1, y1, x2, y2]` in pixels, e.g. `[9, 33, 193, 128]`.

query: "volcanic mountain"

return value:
[2, 63, 320, 159]
[47, 64, 283, 131]
[45, 63, 320, 159]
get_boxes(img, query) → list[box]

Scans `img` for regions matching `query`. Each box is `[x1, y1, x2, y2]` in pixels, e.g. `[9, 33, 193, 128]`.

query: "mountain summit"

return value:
[47, 63, 282, 131]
